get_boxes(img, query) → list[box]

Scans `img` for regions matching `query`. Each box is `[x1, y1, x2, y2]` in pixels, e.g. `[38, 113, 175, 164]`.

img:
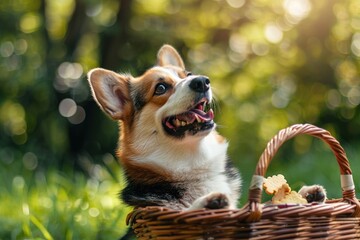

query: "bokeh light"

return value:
[265, 23, 283, 44]
[2, 0, 360, 237]
[59, 98, 77, 118]
[283, 0, 312, 24]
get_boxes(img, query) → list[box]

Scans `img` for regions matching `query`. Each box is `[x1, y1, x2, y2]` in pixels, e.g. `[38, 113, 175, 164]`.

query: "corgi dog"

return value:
[87, 45, 327, 212]
[87, 45, 241, 210]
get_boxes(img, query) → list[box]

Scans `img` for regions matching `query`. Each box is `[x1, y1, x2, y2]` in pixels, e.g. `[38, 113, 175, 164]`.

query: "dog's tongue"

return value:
[175, 109, 214, 123]
[190, 109, 214, 121]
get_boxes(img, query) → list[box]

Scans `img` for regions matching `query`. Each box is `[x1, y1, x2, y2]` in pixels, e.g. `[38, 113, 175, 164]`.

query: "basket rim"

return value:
[127, 199, 360, 226]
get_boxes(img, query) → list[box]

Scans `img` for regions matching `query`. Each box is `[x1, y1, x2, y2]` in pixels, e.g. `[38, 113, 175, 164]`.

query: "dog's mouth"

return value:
[162, 100, 215, 138]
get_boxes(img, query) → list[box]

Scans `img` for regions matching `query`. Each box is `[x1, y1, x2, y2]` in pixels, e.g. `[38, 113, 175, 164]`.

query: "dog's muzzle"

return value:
[162, 76, 215, 138]
[189, 76, 210, 93]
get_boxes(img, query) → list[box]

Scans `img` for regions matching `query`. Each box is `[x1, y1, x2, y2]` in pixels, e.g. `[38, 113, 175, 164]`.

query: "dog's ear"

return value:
[88, 68, 131, 120]
[157, 44, 185, 69]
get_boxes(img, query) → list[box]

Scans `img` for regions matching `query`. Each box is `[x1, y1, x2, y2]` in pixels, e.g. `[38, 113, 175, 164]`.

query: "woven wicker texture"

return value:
[127, 124, 360, 239]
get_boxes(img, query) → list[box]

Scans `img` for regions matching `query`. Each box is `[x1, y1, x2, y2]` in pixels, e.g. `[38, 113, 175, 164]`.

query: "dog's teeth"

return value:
[195, 115, 201, 123]
[174, 119, 181, 127]
[181, 121, 186, 126]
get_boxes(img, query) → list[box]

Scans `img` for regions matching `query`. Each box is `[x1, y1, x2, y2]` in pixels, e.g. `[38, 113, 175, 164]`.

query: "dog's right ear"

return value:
[157, 44, 185, 69]
[88, 68, 131, 120]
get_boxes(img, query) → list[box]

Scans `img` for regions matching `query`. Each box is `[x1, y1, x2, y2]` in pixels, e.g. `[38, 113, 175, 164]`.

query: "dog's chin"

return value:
[162, 101, 215, 139]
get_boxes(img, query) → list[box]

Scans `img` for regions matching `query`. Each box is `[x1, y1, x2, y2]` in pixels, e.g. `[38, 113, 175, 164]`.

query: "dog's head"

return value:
[88, 45, 216, 144]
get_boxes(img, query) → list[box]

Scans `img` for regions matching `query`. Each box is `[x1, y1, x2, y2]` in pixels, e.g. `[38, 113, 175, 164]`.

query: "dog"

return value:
[87, 45, 328, 212]
[87, 45, 241, 210]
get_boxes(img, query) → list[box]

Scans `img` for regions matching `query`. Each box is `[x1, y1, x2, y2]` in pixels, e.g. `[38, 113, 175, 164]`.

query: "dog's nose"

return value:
[189, 76, 210, 93]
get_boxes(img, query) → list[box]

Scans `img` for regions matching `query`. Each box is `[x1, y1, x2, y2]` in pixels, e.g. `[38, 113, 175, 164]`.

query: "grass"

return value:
[1, 140, 360, 239]
[0, 152, 132, 240]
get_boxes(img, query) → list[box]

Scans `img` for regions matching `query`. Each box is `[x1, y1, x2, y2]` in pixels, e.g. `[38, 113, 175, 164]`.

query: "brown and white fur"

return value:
[88, 45, 241, 210]
[87, 45, 327, 211]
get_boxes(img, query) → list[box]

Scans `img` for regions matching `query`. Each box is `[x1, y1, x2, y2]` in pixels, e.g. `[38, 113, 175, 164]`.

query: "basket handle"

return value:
[247, 124, 359, 220]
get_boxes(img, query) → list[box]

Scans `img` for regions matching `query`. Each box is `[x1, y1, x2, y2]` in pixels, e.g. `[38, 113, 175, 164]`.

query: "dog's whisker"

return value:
[210, 94, 222, 114]
[215, 124, 227, 129]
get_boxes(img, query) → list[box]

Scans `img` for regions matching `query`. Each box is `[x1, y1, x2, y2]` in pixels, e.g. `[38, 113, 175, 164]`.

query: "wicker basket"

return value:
[127, 124, 360, 239]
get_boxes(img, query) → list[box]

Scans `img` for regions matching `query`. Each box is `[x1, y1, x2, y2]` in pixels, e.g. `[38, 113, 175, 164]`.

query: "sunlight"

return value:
[351, 33, 360, 57]
[226, 0, 245, 9]
[58, 98, 77, 118]
[283, 0, 312, 24]
[0, 101, 27, 137]
[265, 23, 283, 44]
[23, 152, 38, 171]
[68, 106, 86, 125]
[19, 13, 41, 33]
[0, 41, 14, 57]
[326, 89, 341, 109]
[136, 0, 168, 14]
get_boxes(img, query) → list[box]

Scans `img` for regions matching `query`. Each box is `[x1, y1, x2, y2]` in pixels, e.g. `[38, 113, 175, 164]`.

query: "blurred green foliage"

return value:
[0, 151, 130, 239]
[1, 0, 360, 238]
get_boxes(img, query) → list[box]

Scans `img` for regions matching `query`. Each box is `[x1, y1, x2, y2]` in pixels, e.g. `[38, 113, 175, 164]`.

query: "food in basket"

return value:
[273, 188, 308, 204]
[263, 174, 310, 204]
[263, 174, 288, 194]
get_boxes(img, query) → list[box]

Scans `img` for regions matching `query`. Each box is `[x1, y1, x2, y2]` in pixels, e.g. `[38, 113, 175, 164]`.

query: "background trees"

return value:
[1, 0, 360, 238]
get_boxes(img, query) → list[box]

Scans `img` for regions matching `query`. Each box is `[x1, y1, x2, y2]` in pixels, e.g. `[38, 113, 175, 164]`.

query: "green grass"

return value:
[0, 153, 132, 240]
[1, 140, 360, 239]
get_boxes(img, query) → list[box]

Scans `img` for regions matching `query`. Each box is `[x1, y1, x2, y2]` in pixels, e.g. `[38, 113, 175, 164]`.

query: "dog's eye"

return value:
[186, 71, 193, 76]
[154, 83, 168, 95]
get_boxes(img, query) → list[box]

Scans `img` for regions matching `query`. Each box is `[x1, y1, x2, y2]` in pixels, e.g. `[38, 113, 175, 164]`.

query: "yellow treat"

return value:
[271, 183, 291, 202]
[263, 174, 287, 194]
[272, 190, 307, 204]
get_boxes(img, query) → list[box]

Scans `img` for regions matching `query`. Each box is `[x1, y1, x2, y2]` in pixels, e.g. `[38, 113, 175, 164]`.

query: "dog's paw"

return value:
[204, 192, 230, 209]
[189, 192, 230, 210]
[298, 185, 327, 203]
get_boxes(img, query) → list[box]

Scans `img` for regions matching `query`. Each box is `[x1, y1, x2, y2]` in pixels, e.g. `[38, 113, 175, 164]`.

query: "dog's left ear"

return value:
[88, 68, 131, 120]
[157, 44, 185, 69]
